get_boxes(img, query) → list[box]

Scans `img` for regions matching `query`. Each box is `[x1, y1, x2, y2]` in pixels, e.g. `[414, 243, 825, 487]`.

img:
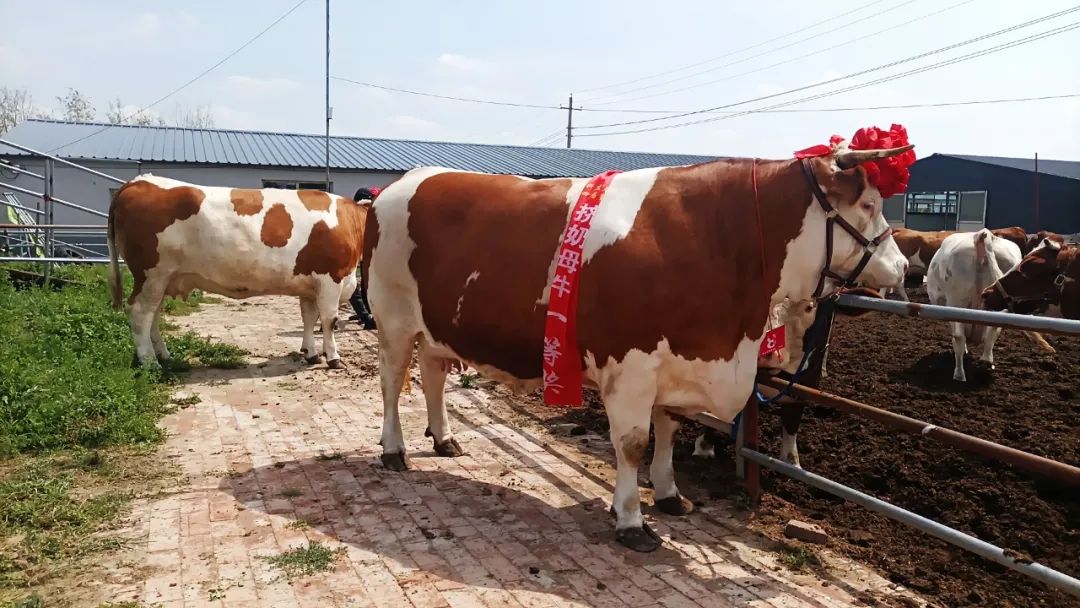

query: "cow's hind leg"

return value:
[299, 297, 323, 364]
[418, 339, 463, 457]
[604, 371, 661, 552]
[979, 326, 1003, 369]
[650, 408, 692, 516]
[951, 321, 968, 382]
[378, 326, 416, 471]
[315, 281, 346, 369]
[129, 275, 167, 367]
[150, 304, 171, 362]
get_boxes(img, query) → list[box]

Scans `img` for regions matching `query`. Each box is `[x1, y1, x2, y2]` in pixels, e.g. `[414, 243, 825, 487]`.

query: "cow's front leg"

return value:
[650, 409, 693, 516]
[951, 322, 967, 382]
[299, 297, 322, 364]
[603, 372, 661, 552]
[779, 401, 804, 467]
[316, 283, 346, 370]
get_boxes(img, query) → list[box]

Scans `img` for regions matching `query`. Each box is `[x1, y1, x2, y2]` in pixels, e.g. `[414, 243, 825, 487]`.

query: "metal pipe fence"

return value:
[732, 294, 1080, 597]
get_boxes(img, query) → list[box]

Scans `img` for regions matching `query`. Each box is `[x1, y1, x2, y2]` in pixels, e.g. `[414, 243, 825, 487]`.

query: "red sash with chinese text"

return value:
[542, 170, 621, 406]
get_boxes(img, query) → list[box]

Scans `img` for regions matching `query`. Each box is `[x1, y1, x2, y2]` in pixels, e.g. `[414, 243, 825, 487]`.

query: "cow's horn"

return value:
[835, 144, 915, 170]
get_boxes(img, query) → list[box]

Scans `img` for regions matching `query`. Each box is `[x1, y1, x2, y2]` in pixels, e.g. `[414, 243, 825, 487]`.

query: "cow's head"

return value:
[981, 239, 1077, 316]
[810, 144, 912, 291]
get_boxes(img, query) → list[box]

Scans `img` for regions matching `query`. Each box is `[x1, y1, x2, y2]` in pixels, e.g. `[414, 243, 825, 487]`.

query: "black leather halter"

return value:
[800, 158, 894, 299]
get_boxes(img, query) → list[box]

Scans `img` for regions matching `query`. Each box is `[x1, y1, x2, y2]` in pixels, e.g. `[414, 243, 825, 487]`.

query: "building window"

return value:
[262, 180, 333, 191]
[905, 191, 958, 215]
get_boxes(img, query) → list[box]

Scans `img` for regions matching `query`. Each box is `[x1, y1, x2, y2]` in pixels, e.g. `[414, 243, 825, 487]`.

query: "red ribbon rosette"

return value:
[794, 125, 916, 198]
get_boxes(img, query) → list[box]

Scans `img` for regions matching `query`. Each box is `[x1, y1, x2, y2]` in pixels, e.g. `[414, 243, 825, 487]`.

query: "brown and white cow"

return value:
[982, 239, 1080, 319]
[363, 144, 911, 552]
[107, 175, 366, 369]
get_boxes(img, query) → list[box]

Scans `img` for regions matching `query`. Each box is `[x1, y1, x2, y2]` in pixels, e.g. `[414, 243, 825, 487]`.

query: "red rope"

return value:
[751, 159, 772, 310]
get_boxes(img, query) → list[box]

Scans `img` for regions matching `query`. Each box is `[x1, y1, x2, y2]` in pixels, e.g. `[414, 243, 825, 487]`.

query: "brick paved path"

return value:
[100, 296, 925, 608]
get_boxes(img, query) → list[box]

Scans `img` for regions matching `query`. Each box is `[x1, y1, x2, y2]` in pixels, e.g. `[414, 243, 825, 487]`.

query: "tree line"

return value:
[0, 86, 215, 134]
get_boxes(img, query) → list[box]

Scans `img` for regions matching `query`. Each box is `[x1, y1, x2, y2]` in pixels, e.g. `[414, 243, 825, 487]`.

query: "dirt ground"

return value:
[537, 286, 1079, 608]
[70, 296, 930, 608]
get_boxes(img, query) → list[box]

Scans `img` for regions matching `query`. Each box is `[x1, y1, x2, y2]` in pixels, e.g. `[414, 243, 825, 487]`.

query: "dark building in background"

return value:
[883, 153, 1080, 234]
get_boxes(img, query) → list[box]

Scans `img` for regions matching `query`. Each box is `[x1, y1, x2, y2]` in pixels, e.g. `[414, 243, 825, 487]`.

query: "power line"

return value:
[332, 77, 562, 109]
[526, 129, 566, 146]
[575, 23, 1080, 138]
[576, 6, 1080, 131]
[588, 0, 977, 107]
[575, 0, 894, 95]
[49, 0, 311, 153]
[585, 93, 1080, 115]
[585, 0, 922, 104]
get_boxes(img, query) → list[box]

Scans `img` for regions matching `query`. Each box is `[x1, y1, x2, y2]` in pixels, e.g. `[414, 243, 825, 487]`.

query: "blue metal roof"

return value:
[0, 119, 718, 178]
[935, 153, 1080, 181]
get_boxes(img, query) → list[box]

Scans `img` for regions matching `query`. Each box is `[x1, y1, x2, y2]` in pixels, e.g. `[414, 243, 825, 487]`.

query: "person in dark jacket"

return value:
[348, 187, 380, 330]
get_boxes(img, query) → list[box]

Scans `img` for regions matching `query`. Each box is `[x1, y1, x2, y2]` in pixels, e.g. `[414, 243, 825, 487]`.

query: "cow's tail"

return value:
[107, 186, 124, 311]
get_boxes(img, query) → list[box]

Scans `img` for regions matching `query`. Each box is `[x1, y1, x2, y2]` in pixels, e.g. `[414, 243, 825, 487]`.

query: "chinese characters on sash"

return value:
[542, 170, 621, 406]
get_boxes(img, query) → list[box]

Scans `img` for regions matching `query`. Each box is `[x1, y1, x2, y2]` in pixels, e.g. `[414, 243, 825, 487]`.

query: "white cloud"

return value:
[225, 75, 301, 96]
[210, 104, 266, 131]
[389, 115, 440, 135]
[437, 53, 489, 73]
[128, 13, 163, 40]
[178, 10, 200, 30]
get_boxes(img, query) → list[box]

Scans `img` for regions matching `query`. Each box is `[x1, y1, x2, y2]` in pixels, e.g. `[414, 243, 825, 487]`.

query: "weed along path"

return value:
[106, 295, 926, 608]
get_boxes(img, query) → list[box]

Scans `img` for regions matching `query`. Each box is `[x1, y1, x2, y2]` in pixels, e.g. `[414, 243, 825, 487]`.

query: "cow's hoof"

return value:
[305, 354, 325, 365]
[616, 524, 662, 553]
[380, 452, 410, 471]
[327, 358, 347, 370]
[433, 437, 465, 458]
[655, 494, 695, 517]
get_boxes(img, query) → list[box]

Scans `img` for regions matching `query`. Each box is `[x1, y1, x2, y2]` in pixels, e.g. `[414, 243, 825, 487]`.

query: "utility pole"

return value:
[560, 93, 582, 149]
[1034, 152, 1040, 231]
[324, 0, 331, 190]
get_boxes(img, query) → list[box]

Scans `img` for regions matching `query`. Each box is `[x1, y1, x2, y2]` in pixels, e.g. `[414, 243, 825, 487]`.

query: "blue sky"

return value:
[2, 0, 1078, 159]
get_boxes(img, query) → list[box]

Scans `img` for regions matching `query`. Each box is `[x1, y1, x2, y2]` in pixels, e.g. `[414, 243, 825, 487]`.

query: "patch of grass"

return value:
[161, 290, 221, 316]
[315, 452, 342, 461]
[170, 394, 201, 408]
[165, 332, 247, 370]
[0, 454, 142, 590]
[459, 372, 480, 389]
[287, 518, 310, 530]
[3, 594, 44, 608]
[263, 542, 345, 580]
[778, 544, 822, 572]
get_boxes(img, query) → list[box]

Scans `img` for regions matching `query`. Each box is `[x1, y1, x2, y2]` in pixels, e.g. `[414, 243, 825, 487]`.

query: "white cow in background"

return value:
[926, 229, 1055, 382]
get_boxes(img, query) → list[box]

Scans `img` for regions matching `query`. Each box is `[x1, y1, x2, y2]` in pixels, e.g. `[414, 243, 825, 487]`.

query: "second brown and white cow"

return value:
[107, 175, 367, 369]
[364, 144, 911, 551]
[982, 239, 1080, 319]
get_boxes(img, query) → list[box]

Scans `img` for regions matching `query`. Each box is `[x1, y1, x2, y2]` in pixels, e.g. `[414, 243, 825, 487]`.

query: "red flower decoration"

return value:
[793, 124, 916, 198]
[369, 186, 382, 198]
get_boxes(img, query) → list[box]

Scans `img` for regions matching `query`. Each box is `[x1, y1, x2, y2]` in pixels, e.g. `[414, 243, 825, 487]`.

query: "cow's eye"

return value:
[860, 201, 874, 213]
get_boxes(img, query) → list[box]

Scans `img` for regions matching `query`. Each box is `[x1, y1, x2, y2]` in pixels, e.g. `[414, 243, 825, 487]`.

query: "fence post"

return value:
[744, 395, 761, 505]
[43, 159, 54, 283]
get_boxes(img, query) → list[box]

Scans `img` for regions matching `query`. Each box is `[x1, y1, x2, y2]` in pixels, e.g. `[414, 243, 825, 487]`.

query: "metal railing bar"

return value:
[0, 161, 45, 180]
[759, 377, 1080, 486]
[741, 449, 1080, 597]
[49, 195, 108, 218]
[0, 199, 45, 216]
[0, 256, 112, 263]
[837, 294, 1080, 337]
[0, 224, 106, 229]
[0, 139, 130, 183]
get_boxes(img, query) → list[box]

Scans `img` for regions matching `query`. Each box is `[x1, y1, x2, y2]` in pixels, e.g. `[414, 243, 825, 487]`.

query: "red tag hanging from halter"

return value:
[759, 325, 786, 357]
[542, 170, 621, 407]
